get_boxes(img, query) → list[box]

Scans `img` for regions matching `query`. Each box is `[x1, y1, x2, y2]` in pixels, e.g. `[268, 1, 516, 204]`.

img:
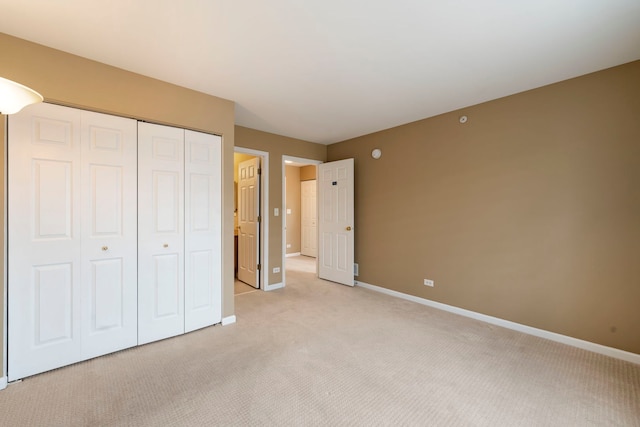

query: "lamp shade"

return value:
[0, 77, 44, 114]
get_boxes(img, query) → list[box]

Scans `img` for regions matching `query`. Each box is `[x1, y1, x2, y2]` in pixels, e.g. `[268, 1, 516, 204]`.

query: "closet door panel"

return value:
[138, 122, 185, 345]
[184, 130, 222, 332]
[80, 111, 137, 360]
[8, 103, 82, 381]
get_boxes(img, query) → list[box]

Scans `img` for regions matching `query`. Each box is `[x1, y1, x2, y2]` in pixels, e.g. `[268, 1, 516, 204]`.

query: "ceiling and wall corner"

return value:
[1, 1, 639, 144]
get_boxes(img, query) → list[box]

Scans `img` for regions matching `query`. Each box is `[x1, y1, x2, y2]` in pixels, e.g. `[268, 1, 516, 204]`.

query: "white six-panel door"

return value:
[237, 157, 260, 288]
[8, 103, 83, 380]
[137, 122, 185, 345]
[184, 130, 222, 332]
[318, 159, 354, 286]
[80, 110, 138, 360]
[8, 103, 138, 380]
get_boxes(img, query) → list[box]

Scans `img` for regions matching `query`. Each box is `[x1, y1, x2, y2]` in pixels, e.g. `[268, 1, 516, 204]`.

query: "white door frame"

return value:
[2, 115, 7, 388]
[235, 147, 275, 291]
[281, 155, 322, 289]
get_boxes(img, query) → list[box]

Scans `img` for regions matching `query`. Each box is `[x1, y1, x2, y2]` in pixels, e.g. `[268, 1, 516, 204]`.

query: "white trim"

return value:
[0, 376, 6, 390]
[282, 156, 322, 289]
[265, 282, 284, 291]
[285, 252, 301, 258]
[355, 280, 640, 365]
[3, 115, 7, 381]
[235, 147, 270, 291]
[221, 315, 236, 326]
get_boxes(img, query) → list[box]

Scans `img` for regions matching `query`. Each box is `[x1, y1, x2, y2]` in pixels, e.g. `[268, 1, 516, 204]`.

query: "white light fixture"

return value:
[371, 148, 382, 159]
[0, 77, 44, 115]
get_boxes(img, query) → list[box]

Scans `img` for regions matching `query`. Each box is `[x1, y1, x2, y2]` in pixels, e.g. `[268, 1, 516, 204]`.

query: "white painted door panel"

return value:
[184, 130, 222, 332]
[301, 180, 317, 257]
[318, 159, 354, 286]
[8, 103, 82, 380]
[138, 122, 185, 345]
[237, 157, 260, 288]
[80, 110, 137, 359]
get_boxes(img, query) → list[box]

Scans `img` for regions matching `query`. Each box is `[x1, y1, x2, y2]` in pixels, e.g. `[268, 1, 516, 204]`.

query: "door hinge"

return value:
[257, 215, 261, 223]
[257, 264, 261, 271]
[258, 168, 262, 175]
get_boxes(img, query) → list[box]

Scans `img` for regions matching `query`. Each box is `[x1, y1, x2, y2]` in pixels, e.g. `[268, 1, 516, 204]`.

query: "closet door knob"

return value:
[101, 246, 109, 251]
[345, 226, 352, 231]
[163, 243, 169, 248]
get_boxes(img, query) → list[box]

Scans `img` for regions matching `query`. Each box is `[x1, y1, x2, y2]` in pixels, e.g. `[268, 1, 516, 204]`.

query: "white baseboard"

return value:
[221, 315, 236, 326]
[0, 376, 6, 390]
[285, 252, 301, 258]
[264, 282, 284, 291]
[355, 281, 640, 365]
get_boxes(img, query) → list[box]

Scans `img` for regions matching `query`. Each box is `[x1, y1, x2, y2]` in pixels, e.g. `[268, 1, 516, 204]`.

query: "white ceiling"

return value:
[2, 1, 640, 144]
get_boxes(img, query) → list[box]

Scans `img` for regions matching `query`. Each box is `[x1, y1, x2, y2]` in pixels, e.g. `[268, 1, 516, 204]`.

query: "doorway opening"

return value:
[282, 156, 322, 287]
[234, 148, 269, 295]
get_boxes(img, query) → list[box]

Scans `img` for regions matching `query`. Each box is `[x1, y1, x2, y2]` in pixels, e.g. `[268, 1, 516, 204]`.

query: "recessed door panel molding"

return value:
[89, 126, 123, 153]
[90, 165, 123, 237]
[34, 263, 74, 345]
[90, 258, 124, 332]
[138, 122, 185, 345]
[318, 159, 355, 286]
[153, 171, 180, 233]
[185, 130, 222, 332]
[33, 159, 73, 240]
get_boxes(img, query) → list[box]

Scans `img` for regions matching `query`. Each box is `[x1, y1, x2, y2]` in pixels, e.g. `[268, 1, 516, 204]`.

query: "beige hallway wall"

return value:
[328, 60, 640, 355]
[1, 32, 236, 376]
[285, 166, 302, 254]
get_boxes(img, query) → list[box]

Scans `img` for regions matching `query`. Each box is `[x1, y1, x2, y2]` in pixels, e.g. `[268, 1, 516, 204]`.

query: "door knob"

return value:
[101, 246, 108, 251]
[346, 226, 352, 231]
[163, 243, 169, 248]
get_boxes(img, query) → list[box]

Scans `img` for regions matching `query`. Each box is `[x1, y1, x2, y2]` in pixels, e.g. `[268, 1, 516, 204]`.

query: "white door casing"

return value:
[237, 157, 260, 288]
[138, 122, 185, 345]
[318, 159, 355, 286]
[80, 110, 138, 360]
[184, 130, 222, 332]
[301, 180, 317, 257]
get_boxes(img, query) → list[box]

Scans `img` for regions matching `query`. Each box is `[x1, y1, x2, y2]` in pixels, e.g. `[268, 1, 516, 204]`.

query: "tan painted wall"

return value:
[300, 165, 317, 181]
[285, 166, 302, 254]
[0, 32, 236, 375]
[234, 126, 326, 285]
[328, 60, 640, 355]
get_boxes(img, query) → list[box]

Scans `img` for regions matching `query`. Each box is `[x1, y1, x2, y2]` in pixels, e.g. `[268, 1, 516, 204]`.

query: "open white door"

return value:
[318, 159, 354, 286]
[237, 157, 260, 288]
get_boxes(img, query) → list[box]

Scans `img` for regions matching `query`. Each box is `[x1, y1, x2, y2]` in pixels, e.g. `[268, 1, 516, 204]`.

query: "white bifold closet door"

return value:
[8, 103, 138, 381]
[138, 123, 221, 345]
[184, 129, 222, 333]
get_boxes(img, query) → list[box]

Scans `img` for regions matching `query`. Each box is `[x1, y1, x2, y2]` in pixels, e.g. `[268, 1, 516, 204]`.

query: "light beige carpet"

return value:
[1, 256, 638, 426]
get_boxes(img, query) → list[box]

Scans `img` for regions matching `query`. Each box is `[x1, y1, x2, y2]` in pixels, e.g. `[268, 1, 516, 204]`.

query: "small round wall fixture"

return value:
[371, 148, 382, 159]
[459, 115, 468, 124]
